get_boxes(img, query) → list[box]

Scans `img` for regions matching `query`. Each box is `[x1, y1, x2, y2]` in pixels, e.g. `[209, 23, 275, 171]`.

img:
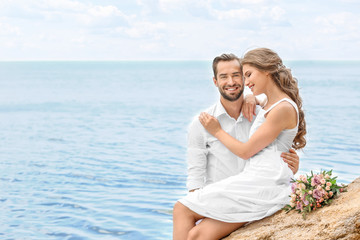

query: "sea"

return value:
[0, 61, 359, 239]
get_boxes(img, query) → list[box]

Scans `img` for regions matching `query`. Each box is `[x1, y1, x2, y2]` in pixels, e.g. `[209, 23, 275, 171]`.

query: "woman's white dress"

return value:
[179, 98, 298, 223]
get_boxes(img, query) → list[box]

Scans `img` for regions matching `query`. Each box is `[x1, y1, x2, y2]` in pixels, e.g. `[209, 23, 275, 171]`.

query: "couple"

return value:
[173, 48, 306, 240]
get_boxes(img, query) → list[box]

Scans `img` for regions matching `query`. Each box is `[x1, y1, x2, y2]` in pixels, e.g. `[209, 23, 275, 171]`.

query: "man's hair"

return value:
[212, 53, 240, 79]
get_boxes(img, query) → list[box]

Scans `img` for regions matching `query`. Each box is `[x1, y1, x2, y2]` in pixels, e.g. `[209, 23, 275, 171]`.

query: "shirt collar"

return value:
[213, 101, 227, 118]
[214, 100, 244, 121]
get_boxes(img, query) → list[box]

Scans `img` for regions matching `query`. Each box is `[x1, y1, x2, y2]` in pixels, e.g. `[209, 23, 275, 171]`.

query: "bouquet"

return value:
[283, 170, 347, 219]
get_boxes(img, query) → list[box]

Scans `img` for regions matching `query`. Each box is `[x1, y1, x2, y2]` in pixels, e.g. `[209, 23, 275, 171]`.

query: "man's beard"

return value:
[219, 85, 244, 101]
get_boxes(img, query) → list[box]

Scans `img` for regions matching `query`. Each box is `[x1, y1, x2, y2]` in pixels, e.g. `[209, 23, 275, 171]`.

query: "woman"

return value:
[173, 48, 306, 240]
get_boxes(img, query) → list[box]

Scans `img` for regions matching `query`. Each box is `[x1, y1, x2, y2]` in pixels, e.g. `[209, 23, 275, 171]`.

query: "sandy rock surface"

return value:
[224, 177, 360, 240]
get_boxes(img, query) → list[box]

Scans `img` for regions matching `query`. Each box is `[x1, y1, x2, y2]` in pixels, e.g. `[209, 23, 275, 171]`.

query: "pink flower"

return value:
[296, 201, 303, 210]
[284, 171, 346, 217]
[298, 183, 306, 190]
[313, 188, 324, 200]
[299, 175, 308, 183]
[311, 174, 322, 186]
[301, 193, 309, 206]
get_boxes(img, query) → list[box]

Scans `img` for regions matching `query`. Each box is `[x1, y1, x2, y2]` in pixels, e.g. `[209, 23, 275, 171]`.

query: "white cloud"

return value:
[38, 0, 86, 11]
[0, 0, 359, 60]
[0, 0, 131, 28]
[222, 0, 266, 5]
[76, 5, 131, 27]
[158, 0, 212, 12]
[225, 0, 266, 4]
[116, 21, 167, 39]
[157, 0, 213, 18]
[88, 5, 122, 18]
[158, 0, 185, 12]
[210, 8, 253, 21]
[270, 6, 285, 21]
[0, 21, 21, 36]
[140, 42, 162, 52]
[315, 12, 360, 35]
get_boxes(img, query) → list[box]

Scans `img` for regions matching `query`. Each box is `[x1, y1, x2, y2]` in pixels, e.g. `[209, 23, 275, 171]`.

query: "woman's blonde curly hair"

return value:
[241, 48, 306, 150]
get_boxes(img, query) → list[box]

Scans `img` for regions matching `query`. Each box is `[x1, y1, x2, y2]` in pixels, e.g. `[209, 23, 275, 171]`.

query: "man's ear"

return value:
[213, 77, 218, 86]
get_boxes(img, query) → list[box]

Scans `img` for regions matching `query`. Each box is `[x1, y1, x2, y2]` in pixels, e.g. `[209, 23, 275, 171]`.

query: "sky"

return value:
[0, 0, 359, 61]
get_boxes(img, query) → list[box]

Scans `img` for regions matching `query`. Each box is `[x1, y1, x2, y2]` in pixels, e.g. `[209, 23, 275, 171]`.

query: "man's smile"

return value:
[224, 85, 241, 93]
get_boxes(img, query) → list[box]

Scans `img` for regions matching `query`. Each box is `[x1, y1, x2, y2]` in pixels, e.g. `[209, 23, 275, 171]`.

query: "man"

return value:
[186, 53, 299, 192]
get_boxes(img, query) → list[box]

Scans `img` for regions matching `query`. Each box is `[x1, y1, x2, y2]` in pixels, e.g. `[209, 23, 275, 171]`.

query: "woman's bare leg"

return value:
[173, 201, 245, 240]
[187, 217, 245, 240]
[173, 201, 204, 240]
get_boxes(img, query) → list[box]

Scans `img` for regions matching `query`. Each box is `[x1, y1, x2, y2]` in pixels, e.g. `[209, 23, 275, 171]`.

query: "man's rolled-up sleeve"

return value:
[186, 118, 208, 191]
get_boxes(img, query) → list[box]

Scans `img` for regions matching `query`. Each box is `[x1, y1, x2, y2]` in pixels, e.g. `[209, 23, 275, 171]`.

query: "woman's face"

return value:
[242, 64, 269, 96]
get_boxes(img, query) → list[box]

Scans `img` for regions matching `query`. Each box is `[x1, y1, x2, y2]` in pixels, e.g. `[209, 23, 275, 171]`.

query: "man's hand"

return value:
[242, 94, 257, 122]
[281, 149, 299, 175]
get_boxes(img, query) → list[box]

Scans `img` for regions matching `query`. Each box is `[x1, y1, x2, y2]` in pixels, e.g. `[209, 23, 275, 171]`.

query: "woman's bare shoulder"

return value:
[266, 101, 297, 129]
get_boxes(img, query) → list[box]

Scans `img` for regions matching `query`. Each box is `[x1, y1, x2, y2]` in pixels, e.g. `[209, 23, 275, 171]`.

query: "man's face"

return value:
[213, 60, 244, 102]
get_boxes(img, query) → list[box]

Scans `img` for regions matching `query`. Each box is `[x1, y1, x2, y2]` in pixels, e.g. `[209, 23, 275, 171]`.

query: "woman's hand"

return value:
[199, 112, 222, 137]
[243, 94, 257, 122]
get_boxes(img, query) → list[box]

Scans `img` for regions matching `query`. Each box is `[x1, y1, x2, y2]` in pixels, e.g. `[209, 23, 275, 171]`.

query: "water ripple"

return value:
[0, 61, 359, 239]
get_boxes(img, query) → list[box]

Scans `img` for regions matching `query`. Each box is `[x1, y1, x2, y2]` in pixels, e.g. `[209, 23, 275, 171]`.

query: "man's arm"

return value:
[186, 118, 208, 191]
[281, 149, 299, 175]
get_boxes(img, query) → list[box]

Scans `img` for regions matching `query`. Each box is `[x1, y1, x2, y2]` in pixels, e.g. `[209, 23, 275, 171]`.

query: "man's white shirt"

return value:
[186, 101, 261, 191]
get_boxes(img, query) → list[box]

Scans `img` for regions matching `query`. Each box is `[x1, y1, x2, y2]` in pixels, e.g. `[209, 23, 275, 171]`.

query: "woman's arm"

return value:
[199, 102, 297, 159]
[242, 93, 267, 122]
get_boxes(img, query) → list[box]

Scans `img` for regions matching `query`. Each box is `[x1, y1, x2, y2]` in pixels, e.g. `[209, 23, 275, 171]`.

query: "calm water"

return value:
[0, 61, 359, 239]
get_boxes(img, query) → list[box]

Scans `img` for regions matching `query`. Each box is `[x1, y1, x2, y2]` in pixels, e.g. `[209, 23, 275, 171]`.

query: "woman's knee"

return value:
[173, 201, 183, 214]
[173, 201, 187, 218]
[187, 227, 201, 240]
[187, 227, 214, 240]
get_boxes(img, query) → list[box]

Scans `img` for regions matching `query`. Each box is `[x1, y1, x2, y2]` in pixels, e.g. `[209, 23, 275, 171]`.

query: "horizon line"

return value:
[0, 59, 360, 62]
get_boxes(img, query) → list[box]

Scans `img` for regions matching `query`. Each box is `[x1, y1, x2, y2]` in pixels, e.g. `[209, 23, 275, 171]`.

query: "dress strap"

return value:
[264, 98, 299, 126]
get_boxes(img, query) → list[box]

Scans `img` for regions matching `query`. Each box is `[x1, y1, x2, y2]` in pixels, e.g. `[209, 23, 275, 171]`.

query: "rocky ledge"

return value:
[224, 177, 360, 240]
